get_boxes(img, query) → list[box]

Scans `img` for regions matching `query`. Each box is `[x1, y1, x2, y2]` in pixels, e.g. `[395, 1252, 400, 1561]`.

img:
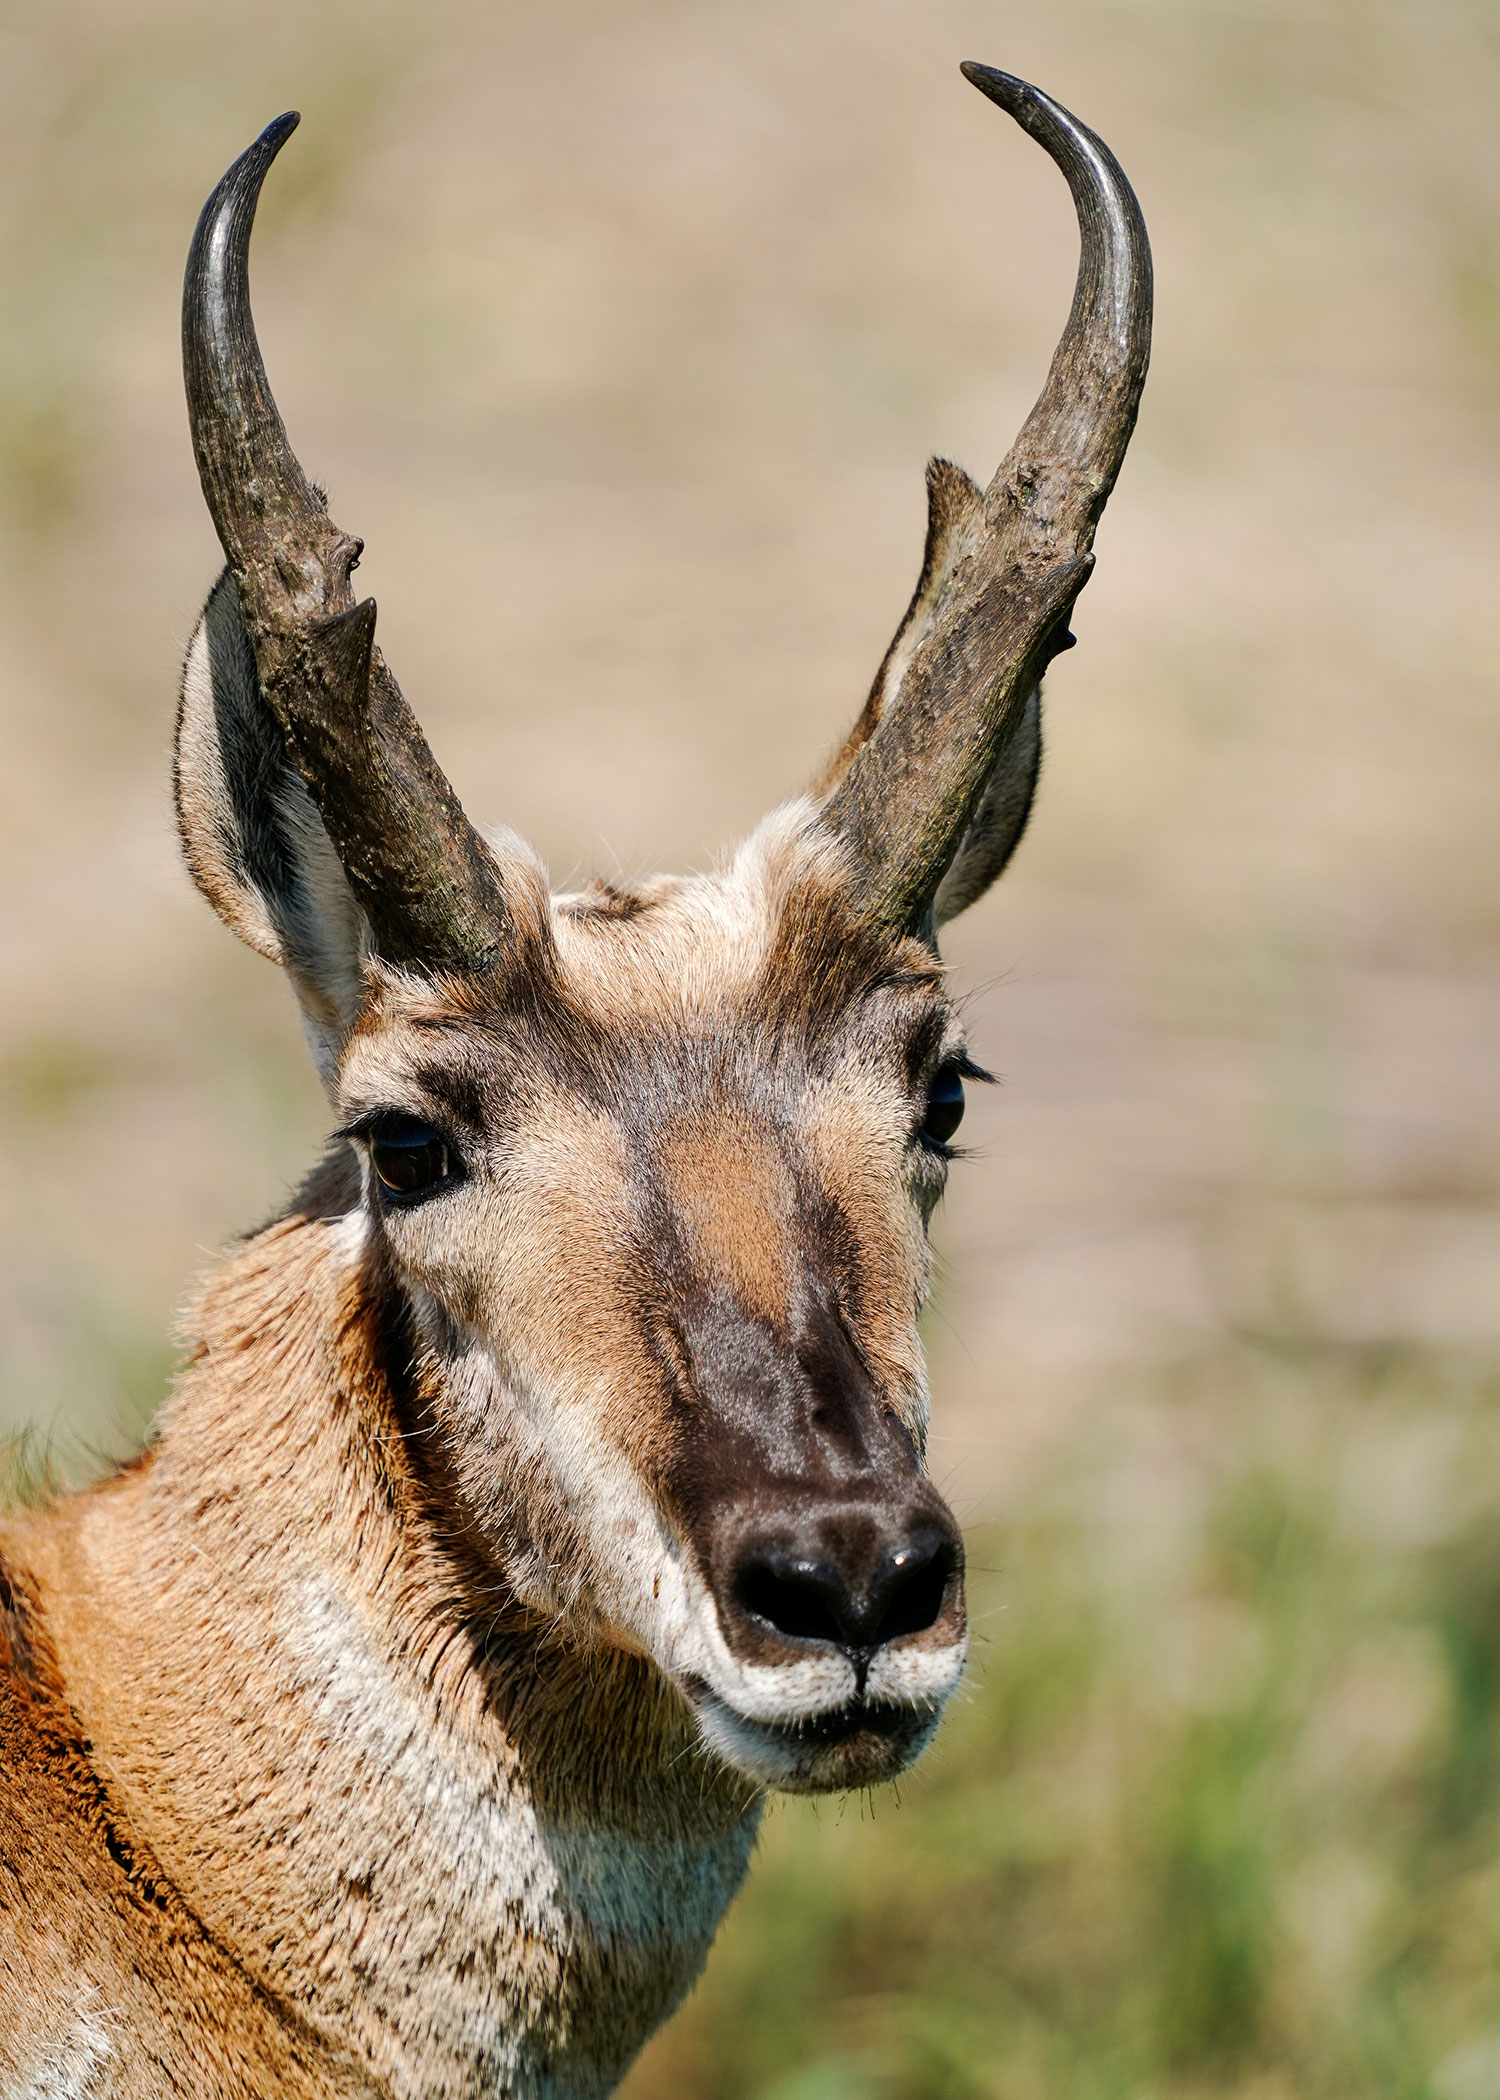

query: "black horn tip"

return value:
[258, 110, 302, 152]
[959, 60, 1030, 108]
[193, 111, 301, 243]
[211, 111, 301, 206]
[958, 64, 1079, 147]
[185, 111, 302, 305]
[184, 105, 324, 568]
[225, 112, 301, 204]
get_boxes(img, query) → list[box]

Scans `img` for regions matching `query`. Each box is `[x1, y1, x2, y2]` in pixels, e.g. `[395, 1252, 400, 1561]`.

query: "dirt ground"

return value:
[0, 0, 1496, 1509]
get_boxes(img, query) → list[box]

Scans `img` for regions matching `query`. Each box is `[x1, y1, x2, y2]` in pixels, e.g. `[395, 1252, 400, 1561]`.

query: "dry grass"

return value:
[1, 0, 1497, 2089]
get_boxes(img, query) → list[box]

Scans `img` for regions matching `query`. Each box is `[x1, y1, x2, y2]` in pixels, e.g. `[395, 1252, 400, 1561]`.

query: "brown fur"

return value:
[2, 1156, 760, 2095]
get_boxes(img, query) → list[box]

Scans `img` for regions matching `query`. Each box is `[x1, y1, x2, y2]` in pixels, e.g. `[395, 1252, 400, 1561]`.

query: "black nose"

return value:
[732, 1522, 958, 1658]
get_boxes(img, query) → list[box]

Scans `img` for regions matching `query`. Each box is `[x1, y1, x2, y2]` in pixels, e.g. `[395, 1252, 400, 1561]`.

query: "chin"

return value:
[686, 1682, 945, 1794]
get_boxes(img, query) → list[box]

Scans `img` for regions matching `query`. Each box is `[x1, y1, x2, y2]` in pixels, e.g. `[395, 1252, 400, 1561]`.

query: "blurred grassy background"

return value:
[1, 0, 1498, 2092]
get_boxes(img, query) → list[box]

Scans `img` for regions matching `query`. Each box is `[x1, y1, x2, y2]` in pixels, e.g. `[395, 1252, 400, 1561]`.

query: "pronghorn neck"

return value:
[21, 1161, 760, 2098]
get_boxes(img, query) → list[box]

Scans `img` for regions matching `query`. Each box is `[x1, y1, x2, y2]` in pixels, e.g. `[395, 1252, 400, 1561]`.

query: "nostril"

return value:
[871, 1538, 955, 1646]
[732, 1532, 958, 1655]
[735, 1559, 849, 1647]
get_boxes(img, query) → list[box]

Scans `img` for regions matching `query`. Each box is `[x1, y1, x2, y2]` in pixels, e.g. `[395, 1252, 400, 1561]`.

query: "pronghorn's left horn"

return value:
[183, 114, 510, 975]
[817, 67, 1152, 934]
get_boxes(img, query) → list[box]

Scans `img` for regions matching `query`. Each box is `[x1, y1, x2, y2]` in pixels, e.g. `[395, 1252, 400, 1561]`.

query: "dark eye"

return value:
[920, 1065, 966, 1150]
[366, 1115, 458, 1202]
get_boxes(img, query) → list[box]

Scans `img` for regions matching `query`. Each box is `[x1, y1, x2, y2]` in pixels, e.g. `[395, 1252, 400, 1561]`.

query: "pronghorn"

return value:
[0, 62, 1150, 2100]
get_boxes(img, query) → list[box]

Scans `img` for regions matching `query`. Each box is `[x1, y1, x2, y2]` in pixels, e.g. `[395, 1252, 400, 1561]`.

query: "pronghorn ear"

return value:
[929, 680, 1041, 926]
[815, 459, 1044, 930]
[175, 569, 369, 1087]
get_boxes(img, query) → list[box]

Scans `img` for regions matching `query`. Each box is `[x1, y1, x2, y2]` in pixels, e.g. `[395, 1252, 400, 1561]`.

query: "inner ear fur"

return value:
[176, 568, 369, 1083]
[815, 460, 1045, 930]
[931, 681, 1040, 925]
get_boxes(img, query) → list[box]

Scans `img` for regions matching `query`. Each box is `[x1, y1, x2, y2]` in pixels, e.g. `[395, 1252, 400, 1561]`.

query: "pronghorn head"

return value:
[174, 68, 1150, 1795]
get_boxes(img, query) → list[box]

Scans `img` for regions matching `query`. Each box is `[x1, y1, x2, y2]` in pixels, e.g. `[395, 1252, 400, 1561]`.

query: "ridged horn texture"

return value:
[183, 113, 510, 974]
[821, 64, 1153, 931]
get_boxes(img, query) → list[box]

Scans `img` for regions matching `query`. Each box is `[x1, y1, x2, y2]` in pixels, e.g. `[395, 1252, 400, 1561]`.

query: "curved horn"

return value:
[184, 115, 510, 974]
[820, 66, 1153, 931]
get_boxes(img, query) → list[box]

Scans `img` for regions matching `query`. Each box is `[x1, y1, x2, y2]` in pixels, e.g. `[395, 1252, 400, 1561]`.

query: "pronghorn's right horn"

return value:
[183, 114, 510, 976]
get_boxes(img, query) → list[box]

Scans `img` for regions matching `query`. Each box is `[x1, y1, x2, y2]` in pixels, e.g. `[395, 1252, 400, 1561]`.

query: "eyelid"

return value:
[336, 1107, 460, 1149]
[921, 1052, 993, 1091]
[335, 1111, 390, 1143]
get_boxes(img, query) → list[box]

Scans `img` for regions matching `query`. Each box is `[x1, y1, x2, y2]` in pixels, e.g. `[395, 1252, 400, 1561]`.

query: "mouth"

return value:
[684, 1678, 943, 1793]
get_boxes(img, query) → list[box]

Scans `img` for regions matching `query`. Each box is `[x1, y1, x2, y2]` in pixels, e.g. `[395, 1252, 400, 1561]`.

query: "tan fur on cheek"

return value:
[395, 1094, 649, 1397]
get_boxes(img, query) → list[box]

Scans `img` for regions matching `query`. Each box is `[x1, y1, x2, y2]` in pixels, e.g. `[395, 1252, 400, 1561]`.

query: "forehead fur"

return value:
[550, 801, 942, 1028]
[344, 801, 949, 1102]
